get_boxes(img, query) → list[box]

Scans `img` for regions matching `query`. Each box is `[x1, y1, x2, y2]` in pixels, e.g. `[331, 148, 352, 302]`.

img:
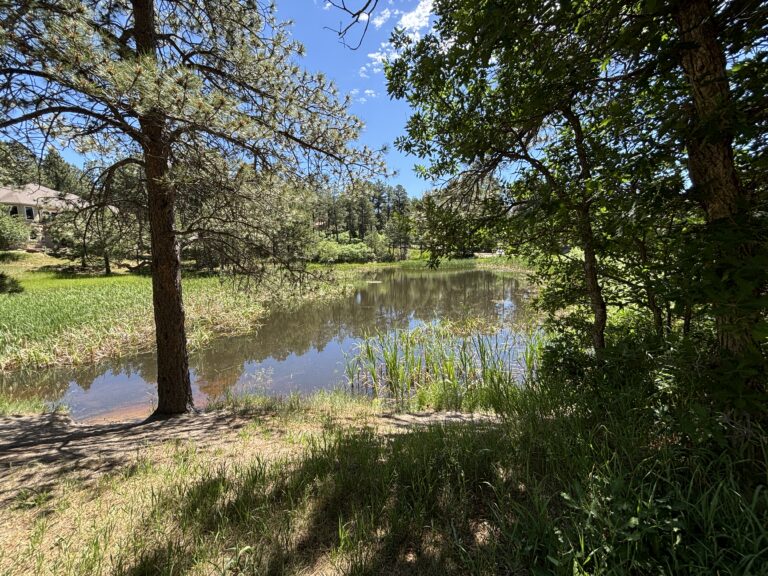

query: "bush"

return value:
[365, 230, 394, 262]
[314, 238, 374, 263]
[0, 213, 29, 250]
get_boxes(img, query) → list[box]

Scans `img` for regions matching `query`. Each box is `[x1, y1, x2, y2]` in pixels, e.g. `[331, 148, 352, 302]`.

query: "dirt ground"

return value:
[0, 408, 496, 504]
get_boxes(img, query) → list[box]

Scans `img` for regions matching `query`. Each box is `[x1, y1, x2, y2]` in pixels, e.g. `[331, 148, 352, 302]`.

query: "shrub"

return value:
[314, 238, 374, 263]
[0, 213, 29, 250]
[365, 230, 394, 261]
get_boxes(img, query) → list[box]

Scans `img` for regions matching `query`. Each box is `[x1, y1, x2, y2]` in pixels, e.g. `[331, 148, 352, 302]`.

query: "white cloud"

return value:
[372, 8, 395, 29]
[358, 12, 369, 21]
[360, 1, 434, 76]
[323, 1, 332, 10]
[397, 0, 433, 38]
[365, 41, 398, 74]
[364, 89, 377, 98]
[350, 88, 360, 96]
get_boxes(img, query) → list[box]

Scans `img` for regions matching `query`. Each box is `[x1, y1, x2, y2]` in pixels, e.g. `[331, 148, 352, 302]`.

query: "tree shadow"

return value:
[0, 411, 248, 507]
[0, 251, 22, 263]
[0, 272, 23, 293]
[119, 540, 195, 576]
[118, 421, 522, 575]
[33, 264, 111, 279]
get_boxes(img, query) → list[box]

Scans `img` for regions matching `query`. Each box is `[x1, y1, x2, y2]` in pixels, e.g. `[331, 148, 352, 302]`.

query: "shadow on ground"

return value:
[0, 252, 22, 264]
[0, 272, 22, 293]
[119, 420, 519, 575]
[0, 411, 248, 504]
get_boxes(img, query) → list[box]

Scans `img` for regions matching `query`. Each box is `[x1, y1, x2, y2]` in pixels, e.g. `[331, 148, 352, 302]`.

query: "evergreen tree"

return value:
[1, 0, 376, 415]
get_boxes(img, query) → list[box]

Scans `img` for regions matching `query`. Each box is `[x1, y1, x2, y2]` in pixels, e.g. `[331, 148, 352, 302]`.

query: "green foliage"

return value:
[40, 149, 85, 195]
[346, 321, 528, 411]
[0, 141, 37, 186]
[364, 229, 393, 261]
[0, 213, 28, 250]
[385, 0, 767, 403]
[314, 180, 416, 262]
[314, 238, 374, 263]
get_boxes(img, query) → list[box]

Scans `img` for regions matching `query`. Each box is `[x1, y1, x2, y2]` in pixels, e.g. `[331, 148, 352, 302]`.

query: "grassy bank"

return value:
[1, 383, 765, 576]
[323, 253, 529, 275]
[0, 252, 355, 372]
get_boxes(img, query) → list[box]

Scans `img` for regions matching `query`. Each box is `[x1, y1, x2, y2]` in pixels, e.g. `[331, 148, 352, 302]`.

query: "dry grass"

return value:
[0, 392, 493, 576]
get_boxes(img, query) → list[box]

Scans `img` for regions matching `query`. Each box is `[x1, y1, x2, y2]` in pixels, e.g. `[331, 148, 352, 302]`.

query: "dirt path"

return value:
[0, 409, 496, 505]
[0, 411, 254, 504]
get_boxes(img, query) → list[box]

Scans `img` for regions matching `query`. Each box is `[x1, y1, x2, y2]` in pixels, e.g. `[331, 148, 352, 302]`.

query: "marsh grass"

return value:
[345, 320, 540, 411]
[0, 394, 48, 416]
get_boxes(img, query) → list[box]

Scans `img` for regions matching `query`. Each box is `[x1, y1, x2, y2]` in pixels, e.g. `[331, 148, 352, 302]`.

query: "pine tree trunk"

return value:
[146, 155, 193, 415]
[133, 0, 193, 415]
[673, 0, 761, 365]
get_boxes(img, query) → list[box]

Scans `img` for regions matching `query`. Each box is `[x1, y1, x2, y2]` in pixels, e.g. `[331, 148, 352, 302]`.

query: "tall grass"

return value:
[346, 321, 539, 411]
[0, 275, 268, 370]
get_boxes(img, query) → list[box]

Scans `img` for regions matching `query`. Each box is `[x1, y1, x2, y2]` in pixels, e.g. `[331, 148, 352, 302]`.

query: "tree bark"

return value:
[562, 106, 608, 352]
[577, 205, 607, 351]
[674, 0, 742, 222]
[673, 0, 761, 366]
[132, 0, 193, 415]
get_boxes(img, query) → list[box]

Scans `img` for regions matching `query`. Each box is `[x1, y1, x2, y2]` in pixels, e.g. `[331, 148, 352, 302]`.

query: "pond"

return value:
[1, 268, 531, 421]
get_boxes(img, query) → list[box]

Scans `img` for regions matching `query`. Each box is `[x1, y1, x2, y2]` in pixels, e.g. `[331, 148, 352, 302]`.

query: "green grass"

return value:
[2, 387, 765, 575]
[0, 394, 47, 416]
[0, 250, 528, 374]
[2, 252, 764, 574]
[314, 253, 529, 273]
[0, 251, 353, 371]
[346, 321, 540, 411]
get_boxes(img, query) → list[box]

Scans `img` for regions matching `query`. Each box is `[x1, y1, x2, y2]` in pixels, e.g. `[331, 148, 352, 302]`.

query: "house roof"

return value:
[0, 183, 81, 210]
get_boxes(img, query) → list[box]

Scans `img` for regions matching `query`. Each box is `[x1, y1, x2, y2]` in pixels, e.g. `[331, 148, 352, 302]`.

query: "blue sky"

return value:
[280, 0, 435, 197]
[55, 1, 435, 197]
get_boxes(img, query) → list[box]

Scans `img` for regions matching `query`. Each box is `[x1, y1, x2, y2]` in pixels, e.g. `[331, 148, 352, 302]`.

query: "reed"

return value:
[346, 321, 533, 411]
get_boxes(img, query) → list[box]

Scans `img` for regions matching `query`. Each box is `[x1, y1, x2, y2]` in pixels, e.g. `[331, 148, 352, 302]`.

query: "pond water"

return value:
[1, 268, 530, 421]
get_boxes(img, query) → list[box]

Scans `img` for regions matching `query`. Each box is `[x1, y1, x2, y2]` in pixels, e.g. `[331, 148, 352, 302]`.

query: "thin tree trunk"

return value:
[103, 252, 111, 276]
[636, 236, 664, 337]
[577, 205, 607, 351]
[562, 105, 608, 352]
[683, 303, 692, 336]
[674, 0, 761, 365]
[133, 0, 193, 415]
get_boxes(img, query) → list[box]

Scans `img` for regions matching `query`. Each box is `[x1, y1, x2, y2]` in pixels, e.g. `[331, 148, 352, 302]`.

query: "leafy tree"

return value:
[385, 210, 411, 260]
[0, 141, 37, 186]
[40, 149, 85, 195]
[387, 12, 616, 348]
[1, 0, 376, 415]
[0, 211, 28, 250]
[365, 228, 391, 261]
[383, 0, 766, 392]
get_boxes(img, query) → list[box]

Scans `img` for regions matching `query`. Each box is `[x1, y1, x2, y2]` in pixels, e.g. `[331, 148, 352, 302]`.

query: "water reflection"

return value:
[1, 269, 528, 420]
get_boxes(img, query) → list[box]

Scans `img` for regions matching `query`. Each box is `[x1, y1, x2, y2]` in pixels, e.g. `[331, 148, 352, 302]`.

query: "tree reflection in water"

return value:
[1, 269, 530, 419]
